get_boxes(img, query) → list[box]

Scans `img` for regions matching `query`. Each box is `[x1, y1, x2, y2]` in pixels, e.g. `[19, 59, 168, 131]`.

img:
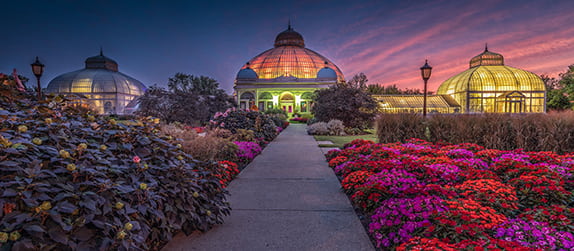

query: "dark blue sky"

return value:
[2, 0, 574, 93]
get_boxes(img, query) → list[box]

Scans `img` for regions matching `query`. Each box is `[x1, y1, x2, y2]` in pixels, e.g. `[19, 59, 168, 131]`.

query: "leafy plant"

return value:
[0, 77, 230, 250]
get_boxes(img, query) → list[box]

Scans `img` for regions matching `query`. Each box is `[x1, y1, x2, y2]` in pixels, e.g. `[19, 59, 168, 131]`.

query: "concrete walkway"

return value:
[163, 124, 374, 251]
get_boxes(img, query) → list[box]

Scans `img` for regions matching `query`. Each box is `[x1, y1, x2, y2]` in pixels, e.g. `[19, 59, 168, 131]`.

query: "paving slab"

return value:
[163, 124, 374, 251]
[316, 140, 334, 145]
[165, 210, 371, 251]
[227, 179, 351, 210]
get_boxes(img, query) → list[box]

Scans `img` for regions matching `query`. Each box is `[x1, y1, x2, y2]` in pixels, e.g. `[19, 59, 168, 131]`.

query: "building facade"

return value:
[46, 50, 147, 115]
[234, 25, 344, 116]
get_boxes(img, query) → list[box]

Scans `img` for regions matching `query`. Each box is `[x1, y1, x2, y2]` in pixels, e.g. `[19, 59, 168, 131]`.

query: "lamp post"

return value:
[420, 59, 432, 117]
[31, 57, 45, 100]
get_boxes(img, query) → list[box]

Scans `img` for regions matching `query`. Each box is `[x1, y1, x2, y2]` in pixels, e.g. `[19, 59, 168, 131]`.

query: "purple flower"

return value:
[496, 219, 573, 250]
[234, 141, 262, 161]
[369, 196, 446, 247]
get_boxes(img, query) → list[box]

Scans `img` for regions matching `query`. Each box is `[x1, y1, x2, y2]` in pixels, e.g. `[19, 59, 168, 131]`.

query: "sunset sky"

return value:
[1, 0, 573, 93]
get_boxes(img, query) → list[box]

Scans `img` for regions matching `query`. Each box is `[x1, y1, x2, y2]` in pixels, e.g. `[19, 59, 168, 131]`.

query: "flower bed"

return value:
[326, 139, 574, 250]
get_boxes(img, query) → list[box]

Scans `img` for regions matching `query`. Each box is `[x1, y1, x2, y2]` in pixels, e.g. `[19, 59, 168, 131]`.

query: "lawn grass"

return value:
[313, 130, 377, 148]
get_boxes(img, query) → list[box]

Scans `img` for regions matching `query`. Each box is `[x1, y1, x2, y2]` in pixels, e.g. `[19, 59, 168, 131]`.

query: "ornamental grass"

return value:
[376, 112, 574, 153]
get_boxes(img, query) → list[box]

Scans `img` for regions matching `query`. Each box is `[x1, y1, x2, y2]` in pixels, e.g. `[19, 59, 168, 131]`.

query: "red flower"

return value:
[133, 156, 141, 164]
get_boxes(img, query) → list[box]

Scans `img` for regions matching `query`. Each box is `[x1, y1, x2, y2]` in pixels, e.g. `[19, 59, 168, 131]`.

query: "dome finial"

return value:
[100, 46, 103, 56]
[288, 19, 292, 30]
[485, 43, 488, 52]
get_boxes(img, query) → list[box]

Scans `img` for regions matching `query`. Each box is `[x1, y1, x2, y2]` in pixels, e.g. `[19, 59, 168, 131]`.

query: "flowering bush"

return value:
[341, 170, 373, 195]
[352, 169, 424, 213]
[510, 174, 571, 208]
[234, 141, 262, 162]
[434, 199, 507, 241]
[328, 156, 348, 168]
[289, 117, 308, 123]
[323, 137, 574, 249]
[396, 237, 456, 251]
[369, 196, 446, 248]
[454, 179, 518, 214]
[519, 205, 574, 232]
[216, 161, 240, 187]
[495, 219, 574, 250]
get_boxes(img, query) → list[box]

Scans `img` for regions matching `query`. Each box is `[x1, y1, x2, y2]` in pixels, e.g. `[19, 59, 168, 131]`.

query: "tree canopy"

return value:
[312, 74, 378, 129]
[542, 65, 574, 111]
[137, 74, 235, 125]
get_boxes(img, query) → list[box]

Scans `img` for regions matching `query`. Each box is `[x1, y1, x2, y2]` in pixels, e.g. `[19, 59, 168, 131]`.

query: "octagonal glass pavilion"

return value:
[46, 51, 147, 114]
[437, 47, 546, 113]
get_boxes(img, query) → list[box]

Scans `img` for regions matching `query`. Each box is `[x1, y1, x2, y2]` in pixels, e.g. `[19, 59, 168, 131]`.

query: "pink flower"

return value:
[133, 156, 141, 164]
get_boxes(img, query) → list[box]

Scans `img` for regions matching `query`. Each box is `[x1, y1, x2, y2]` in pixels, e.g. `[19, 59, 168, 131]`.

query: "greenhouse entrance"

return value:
[497, 91, 525, 113]
[280, 93, 295, 115]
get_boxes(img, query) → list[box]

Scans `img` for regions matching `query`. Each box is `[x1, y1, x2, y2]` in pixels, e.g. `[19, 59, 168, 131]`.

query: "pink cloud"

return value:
[330, 2, 574, 92]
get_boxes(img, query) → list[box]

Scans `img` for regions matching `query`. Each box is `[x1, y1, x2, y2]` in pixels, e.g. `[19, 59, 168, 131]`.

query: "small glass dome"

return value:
[317, 64, 337, 80]
[236, 63, 258, 79]
[46, 51, 146, 115]
[274, 24, 305, 47]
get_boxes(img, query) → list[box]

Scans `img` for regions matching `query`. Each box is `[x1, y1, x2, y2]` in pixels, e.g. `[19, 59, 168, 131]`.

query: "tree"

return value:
[346, 72, 369, 90]
[560, 65, 574, 97]
[541, 74, 560, 91]
[541, 74, 570, 111]
[137, 74, 235, 125]
[168, 73, 224, 95]
[312, 83, 378, 129]
[547, 89, 570, 111]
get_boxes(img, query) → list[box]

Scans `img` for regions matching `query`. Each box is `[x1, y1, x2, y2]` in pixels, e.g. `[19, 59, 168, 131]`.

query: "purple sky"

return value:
[1, 0, 573, 93]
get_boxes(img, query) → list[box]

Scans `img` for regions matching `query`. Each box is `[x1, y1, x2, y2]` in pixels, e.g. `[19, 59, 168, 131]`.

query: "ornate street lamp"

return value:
[420, 59, 432, 117]
[31, 57, 45, 100]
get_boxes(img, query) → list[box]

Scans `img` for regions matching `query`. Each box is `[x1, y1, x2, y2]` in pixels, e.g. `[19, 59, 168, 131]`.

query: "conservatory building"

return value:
[234, 24, 344, 116]
[437, 46, 546, 113]
[46, 50, 147, 115]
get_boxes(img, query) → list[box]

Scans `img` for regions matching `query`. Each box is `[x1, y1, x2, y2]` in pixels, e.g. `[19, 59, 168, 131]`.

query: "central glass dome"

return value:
[239, 25, 344, 82]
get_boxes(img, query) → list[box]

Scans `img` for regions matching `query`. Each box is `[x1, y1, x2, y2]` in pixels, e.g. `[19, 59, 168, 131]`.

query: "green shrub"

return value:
[376, 112, 574, 153]
[210, 108, 278, 143]
[0, 79, 230, 250]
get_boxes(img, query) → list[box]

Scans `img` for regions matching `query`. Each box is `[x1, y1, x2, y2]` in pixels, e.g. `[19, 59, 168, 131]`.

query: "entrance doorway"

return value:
[280, 93, 295, 116]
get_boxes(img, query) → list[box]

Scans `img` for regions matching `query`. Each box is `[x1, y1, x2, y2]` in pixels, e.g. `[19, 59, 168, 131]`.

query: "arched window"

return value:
[240, 92, 254, 100]
[259, 92, 273, 100]
[280, 93, 294, 101]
